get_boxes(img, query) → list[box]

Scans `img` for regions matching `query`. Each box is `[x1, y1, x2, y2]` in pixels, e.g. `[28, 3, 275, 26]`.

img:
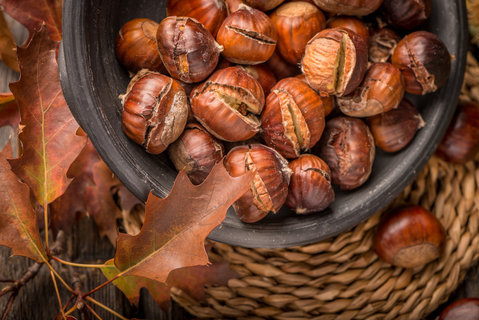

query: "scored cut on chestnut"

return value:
[166, 0, 228, 37]
[216, 4, 278, 65]
[315, 116, 375, 190]
[168, 123, 225, 185]
[327, 16, 369, 44]
[157, 16, 223, 83]
[286, 154, 335, 214]
[368, 28, 400, 63]
[374, 205, 446, 269]
[392, 31, 451, 95]
[190, 66, 265, 142]
[224, 144, 292, 223]
[312, 0, 383, 16]
[301, 27, 368, 97]
[120, 70, 188, 154]
[382, 0, 431, 30]
[261, 77, 325, 159]
[367, 98, 425, 153]
[296, 73, 336, 116]
[115, 18, 165, 73]
[439, 298, 479, 320]
[270, 1, 326, 65]
[337, 62, 405, 117]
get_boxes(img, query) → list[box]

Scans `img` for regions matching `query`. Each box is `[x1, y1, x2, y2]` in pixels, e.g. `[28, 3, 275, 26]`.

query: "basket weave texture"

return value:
[170, 54, 479, 320]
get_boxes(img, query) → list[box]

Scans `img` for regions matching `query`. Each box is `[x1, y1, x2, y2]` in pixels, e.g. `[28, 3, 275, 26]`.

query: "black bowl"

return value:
[59, 0, 467, 248]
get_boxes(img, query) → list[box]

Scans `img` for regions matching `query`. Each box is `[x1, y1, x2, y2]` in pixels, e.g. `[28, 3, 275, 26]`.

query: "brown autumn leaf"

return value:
[8, 27, 87, 206]
[0, 93, 19, 128]
[0, 11, 19, 72]
[112, 161, 253, 283]
[0, 147, 47, 263]
[0, 0, 62, 42]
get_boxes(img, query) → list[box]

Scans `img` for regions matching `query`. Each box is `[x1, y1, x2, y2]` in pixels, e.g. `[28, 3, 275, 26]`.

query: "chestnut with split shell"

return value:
[368, 28, 400, 64]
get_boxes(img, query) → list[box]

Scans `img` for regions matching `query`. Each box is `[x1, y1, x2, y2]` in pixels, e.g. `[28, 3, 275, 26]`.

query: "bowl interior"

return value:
[59, 0, 467, 248]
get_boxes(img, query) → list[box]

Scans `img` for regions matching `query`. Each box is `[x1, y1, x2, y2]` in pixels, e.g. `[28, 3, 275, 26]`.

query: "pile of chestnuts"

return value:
[115, 0, 452, 224]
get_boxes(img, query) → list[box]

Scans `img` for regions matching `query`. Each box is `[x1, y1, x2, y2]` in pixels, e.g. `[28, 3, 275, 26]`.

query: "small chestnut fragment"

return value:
[239, 64, 277, 96]
[166, 0, 228, 37]
[296, 74, 335, 116]
[374, 205, 446, 269]
[224, 144, 292, 223]
[439, 298, 479, 320]
[190, 66, 265, 142]
[382, 0, 431, 30]
[266, 50, 301, 80]
[120, 70, 188, 154]
[168, 123, 225, 185]
[270, 2, 326, 65]
[286, 154, 335, 214]
[115, 19, 165, 73]
[337, 62, 405, 117]
[392, 31, 451, 95]
[301, 28, 368, 97]
[436, 101, 479, 164]
[315, 117, 375, 190]
[327, 16, 369, 44]
[367, 98, 425, 153]
[243, 0, 286, 11]
[216, 4, 278, 65]
[261, 77, 325, 159]
[312, 0, 383, 16]
[368, 28, 400, 63]
[157, 16, 223, 83]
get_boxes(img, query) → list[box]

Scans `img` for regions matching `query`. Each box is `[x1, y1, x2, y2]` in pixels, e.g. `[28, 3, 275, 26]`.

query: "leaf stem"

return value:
[85, 297, 127, 320]
[64, 305, 77, 316]
[85, 303, 103, 320]
[50, 269, 65, 319]
[51, 256, 112, 269]
[44, 201, 49, 252]
[1, 292, 17, 320]
[82, 275, 118, 298]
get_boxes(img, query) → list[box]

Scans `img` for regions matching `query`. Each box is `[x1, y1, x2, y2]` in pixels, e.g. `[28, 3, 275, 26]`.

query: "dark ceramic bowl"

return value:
[59, 0, 468, 248]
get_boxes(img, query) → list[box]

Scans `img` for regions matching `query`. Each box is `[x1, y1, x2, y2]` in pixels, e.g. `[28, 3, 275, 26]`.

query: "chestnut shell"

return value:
[312, 0, 383, 16]
[382, 0, 431, 30]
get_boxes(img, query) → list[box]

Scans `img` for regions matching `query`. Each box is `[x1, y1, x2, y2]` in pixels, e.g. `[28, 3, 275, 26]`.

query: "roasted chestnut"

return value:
[337, 62, 405, 117]
[166, 0, 228, 37]
[270, 1, 326, 65]
[225, 0, 243, 13]
[261, 77, 325, 159]
[243, 0, 286, 11]
[374, 205, 446, 269]
[286, 154, 335, 214]
[216, 4, 278, 65]
[382, 0, 431, 30]
[301, 28, 368, 97]
[120, 70, 188, 154]
[239, 64, 277, 96]
[439, 298, 479, 320]
[157, 16, 223, 83]
[168, 123, 225, 185]
[327, 16, 369, 44]
[266, 50, 301, 80]
[436, 101, 479, 164]
[392, 31, 451, 95]
[312, 0, 383, 16]
[115, 18, 165, 73]
[368, 28, 400, 63]
[224, 144, 292, 223]
[367, 98, 424, 153]
[315, 116, 375, 190]
[190, 66, 265, 142]
[296, 74, 336, 116]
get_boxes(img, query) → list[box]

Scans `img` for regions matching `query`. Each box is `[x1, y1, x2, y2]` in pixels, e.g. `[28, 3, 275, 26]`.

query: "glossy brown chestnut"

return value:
[327, 16, 369, 44]
[266, 50, 301, 80]
[315, 116, 375, 190]
[301, 27, 368, 97]
[374, 205, 446, 269]
[392, 31, 451, 95]
[368, 28, 400, 63]
[190, 66, 265, 142]
[120, 70, 188, 154]
[436, 101, 479, 164]
[286, 154, 335, 214]
[216, 4, 278, 65]
[243, 0, 286, 11]
[312, 0, 383, 16]
[270, 2, 326, 65]
[367, 98, 424, 153]
[168, 123, 225, 185]
[225, 0, 243, 13]
[239, 64, 277, 96]
[115, 18, 165, 73]
[439, 298, 479, 320]
[157, 16, 223, 83]
[166, 0, 228, 37]
[296, 74, 335, 116]
[261, 77, 325, 159]
[382, 0, 431, 30]
[337, 62, 405, 117]
[224, 144, 292, 223]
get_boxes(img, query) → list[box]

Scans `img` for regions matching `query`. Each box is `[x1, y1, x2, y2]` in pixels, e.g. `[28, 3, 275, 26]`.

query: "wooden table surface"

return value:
[0, 14, 478, 320]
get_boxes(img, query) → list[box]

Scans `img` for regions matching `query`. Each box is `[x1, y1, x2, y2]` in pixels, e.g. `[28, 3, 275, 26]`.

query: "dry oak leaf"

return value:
[0, 0, 62, 42]
[0, 148, 47, 263]
[113, 161, 254, 283]
[0, 92, 20, 128]
[8, 27, 87, 206]
[0, 11, 19, 72]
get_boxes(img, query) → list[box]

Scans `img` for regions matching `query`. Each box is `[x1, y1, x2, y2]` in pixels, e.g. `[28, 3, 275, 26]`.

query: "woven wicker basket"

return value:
[169, 53, 479, 320]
